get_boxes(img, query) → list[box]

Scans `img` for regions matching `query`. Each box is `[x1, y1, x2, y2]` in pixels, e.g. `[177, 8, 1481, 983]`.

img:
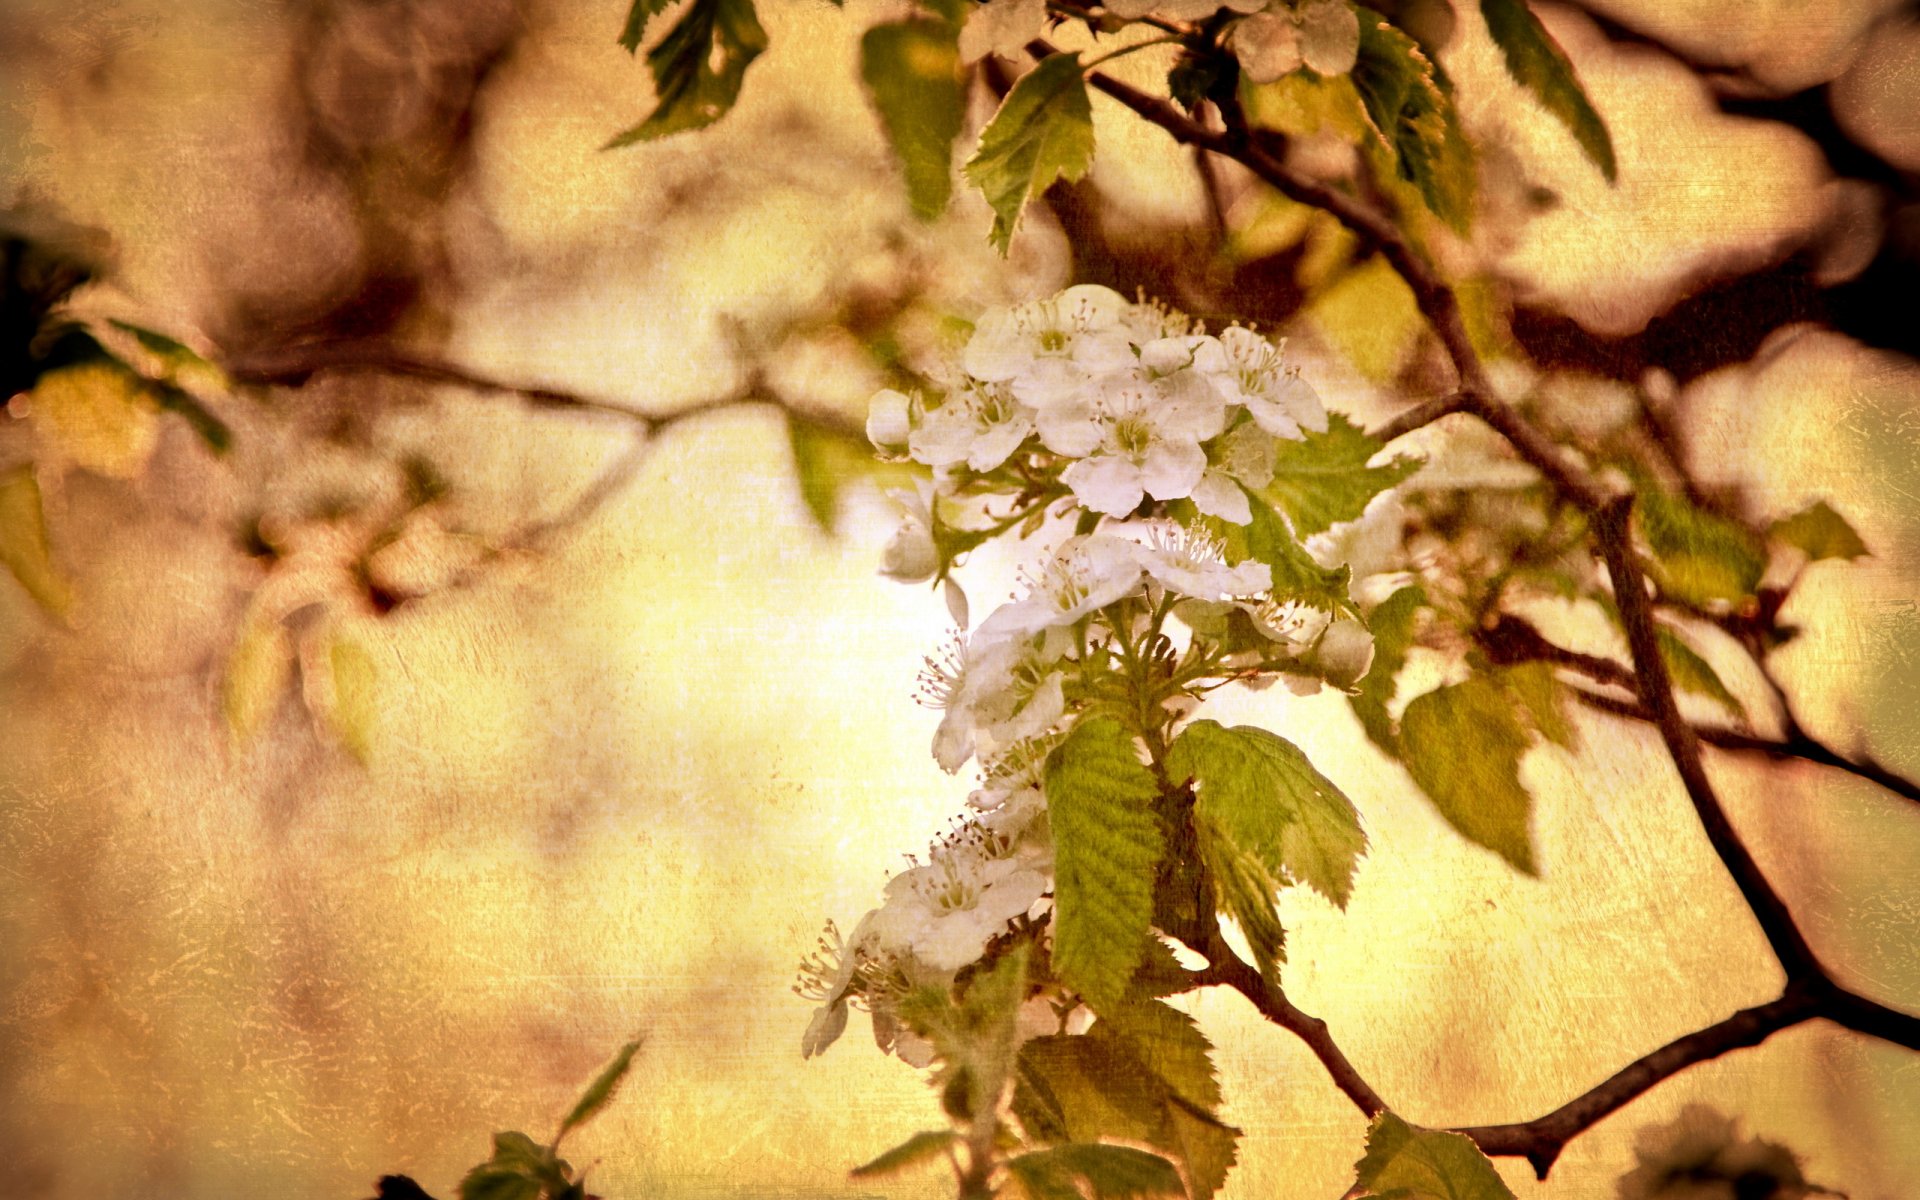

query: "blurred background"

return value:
[1, 0, 1918, 1196]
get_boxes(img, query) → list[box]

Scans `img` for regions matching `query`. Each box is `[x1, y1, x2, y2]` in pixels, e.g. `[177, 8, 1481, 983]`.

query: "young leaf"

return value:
[1004, 1144, 1186, 1200]
[1634, 485, 1765, 608]
[1656, 625, 1744, 720]
[606, 0, 768, 147]
[325, 634, 381, 763]
[1770, 499, 1868, 562]
[225, 615, 293, 740]
[861, 20, 965, 220]
[555, 1038, 641, 1145]
[26, 359, 161, 480]
[457, 1131, 568, 1200]
[0, 467, 73, 617]
[1397, 675, 1540, 873]
[963, 52, 1096, 254]
[1167, 720, 1367, 908]
[1351, 1111, 1516, 1200]
[1349, 9, 1475, 230]
[617, 0, 677, 52]
[1044, 717, 1165, 1011]
[849, 1130, 959, 1179]
[1348, 584, 1426, 754]
[1258, 413, 1420, 537]
[1201, 492, 1354, 614]
[1479, 0, 1616, 181]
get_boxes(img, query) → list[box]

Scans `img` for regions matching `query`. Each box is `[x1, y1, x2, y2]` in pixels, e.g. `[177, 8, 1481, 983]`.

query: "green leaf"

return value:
[1501, 660, 1574, 751]
[224, 614, 292, 740]
[963, 52, 1096, 254]
[1479, 0, 1616, 181]
[555, 1038, 641, 1145]
[457, 1168, 542, 1200]
[1349, 585, 1426, 754]
[1397, 675, 1540, 873]
[1352, 1112, 1516, 1200]
[1635, 486, 1765, 608]
[617, 0, 676, 52]
[606, 0, 768, 146]
[1168, 721, 1367, 910]
[850, 1130, 959, 1179]
[1770, 500, 1868, 562]
[1257, 414, 1420, 538]
[1192, 491, 1353, 614]
[899, 945, 1031, 1123]
[1004, 1145, 1186, 1200]
[861, 20, 965, 220]
[457, 1131, 569, 1200]
[1350, 9, 1476, 230]
[1045, 717, 1165, 1011]
[326, 634, 380, 763]
[0, 467, 73, 617]
[1657, 625, 1744, 720]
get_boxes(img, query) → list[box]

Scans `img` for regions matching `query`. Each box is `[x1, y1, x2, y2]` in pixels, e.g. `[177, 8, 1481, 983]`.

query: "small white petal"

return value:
[1063, 455, 1147, 516]
[1191, 470, 1254, 525]
[1138, 439, 1208, 501]
[1298, 0, 1360, 76]
[1230, 12, 1302, 84]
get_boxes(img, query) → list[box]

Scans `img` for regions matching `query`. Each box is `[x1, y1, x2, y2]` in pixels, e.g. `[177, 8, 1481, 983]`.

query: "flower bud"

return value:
[880, 517, 938, 583]
[866, 388, 912, 455]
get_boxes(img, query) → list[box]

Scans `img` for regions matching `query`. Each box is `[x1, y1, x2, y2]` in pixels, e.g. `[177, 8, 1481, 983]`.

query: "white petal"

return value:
[866, 388, 912, 451]
[944, 578, 971, 629]
[801, 1001, 850, 1059]
[1298, 0, 1360, 76]
[957, 0, 1046, 64]
[1138, 438, 1208, 501]
[1243, 395, 1305, 440]
[1230, 12, 1302, 84]
[1190, 470, 1253, 525]
[961, 310, 1029, 380]
[1036, 399, 1104, 457]
[968, 413, 1035, 471]
[1063, 455, 1147, 516]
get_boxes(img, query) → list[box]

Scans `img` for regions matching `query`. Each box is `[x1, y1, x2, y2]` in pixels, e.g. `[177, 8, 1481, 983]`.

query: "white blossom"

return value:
[1198, 327, 1327, 440]
[869, 845, 1048, 971]
[921, 632, 1070, 772]
[1053, 377, 1220, 515]
[907, 379, 1036, 472]
[976, 534, 1146, 638]
[1131, 521, 1272, 599]
[964, 285, 1137, 407]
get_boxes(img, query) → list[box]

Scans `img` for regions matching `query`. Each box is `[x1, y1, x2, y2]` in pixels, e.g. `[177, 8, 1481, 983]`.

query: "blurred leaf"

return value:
[1770, 500, 1868, 562]
[556, 1038, 641, 1145]
[1045, 717, 1165, 1011]
[1657, 625, 1744, 720]
[1479, 0, 1615, 181]
[1258, 413, 1420, 537]
[0, 466, 71, 616]
[455, 1170, 541, 1200]
[26, 359, 160, 479]
[850, 1130, 959, 1179]
[1351, 1111, 1515, 1199]
[785, 413, 918, 533]
[1350, 9, 1475, 230]
[1305, 257, 1422, 382]
[1168, 720, 1367, 909]
[606, 0, 768, 146]
[862, 20, 965, 220]
[1004, 1144, 1185, 1200]
[225, 616, 292, 740]
[964, 53, 1096, 254]
[1398, 673, 1540, 873]
[1635, 486, 1764, 608]
[1502, 660, 1574, 750]
[326, 634, 380, 763]
[616, 0, 676, 52]
[1349, 584, 1425, 754]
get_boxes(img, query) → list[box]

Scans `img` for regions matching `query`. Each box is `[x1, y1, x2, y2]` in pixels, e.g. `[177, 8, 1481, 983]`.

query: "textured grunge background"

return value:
[1, 1, 1917, 1197]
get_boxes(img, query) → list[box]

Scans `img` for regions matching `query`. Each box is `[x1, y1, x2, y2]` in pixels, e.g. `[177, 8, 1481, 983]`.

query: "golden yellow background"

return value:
[2, 1, 1917, 1197]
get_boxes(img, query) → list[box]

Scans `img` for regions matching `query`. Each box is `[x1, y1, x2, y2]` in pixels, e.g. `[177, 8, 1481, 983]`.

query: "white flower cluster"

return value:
[802, 285, 1386, 1062]
[958, 0, 1361, 85]
[869, 284, 1325, 525]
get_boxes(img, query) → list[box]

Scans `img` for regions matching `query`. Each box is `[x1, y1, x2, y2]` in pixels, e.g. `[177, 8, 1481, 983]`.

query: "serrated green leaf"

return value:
[1168, 721, 1367, 909]
[1398, 675, 1539, 873]
[0, 467, 73, 617]
[850, 1129, 959, 1179]
[1045, 718, 1165, 1011]
[900, 944, 1030, 1126]
[1352, 1112, 1516, 1200]
[1350, 9, 1475, 230]
[1770, 500, 1868, 562]
[617, 0, 676, 52]
[606, 0, 767, 146]
[1204, 840, 1289, 983]
[1195, 492, 1354, 614]
[1635, 486, 1765, 608]
[1005, 1144, 1186, 1200]
[1349, 585, 1426, 754]
[1479, 0, 1615, 181]
[1259, 413, 1420, 537]
[556, 1038, 640, 1145]
[964, 53, 1096, 254]
[862, 21, 965, 220]
[1656, 625, 1744, 720]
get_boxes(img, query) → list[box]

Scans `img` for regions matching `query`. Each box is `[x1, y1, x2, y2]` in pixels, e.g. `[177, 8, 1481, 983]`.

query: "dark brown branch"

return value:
[1195, 949, 1387, 1119]
[1570, 687, 1920, 807]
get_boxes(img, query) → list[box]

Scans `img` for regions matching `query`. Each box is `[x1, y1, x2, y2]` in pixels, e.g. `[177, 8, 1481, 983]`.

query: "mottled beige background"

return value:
[2, 1, 1918, 1198]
